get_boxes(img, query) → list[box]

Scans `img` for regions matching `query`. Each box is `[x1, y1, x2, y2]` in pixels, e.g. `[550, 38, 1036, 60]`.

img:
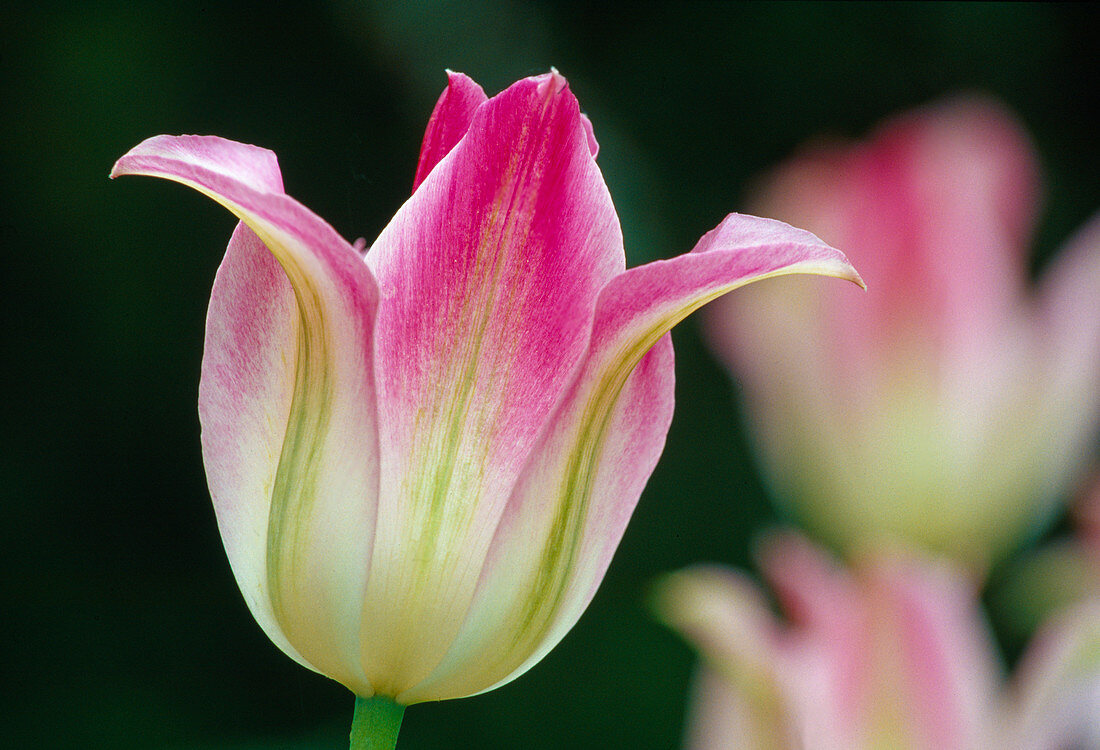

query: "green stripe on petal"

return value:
[113, 135, 381, 695]
[403, 214, 859, 701]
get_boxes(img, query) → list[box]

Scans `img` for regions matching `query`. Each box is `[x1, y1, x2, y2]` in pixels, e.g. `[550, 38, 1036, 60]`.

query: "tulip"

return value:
[656, 532, 1100, 750]
[111, 69, 860, 719]
[706, 97, 1100, 571]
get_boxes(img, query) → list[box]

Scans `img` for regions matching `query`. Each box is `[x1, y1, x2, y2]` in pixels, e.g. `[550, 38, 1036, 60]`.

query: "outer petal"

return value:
[360, 72, 624, 698]
[758, 533, 869, 749]
[739, 97, 1038, 384]
[405, 214, 860, 701]
[857, 553, 999, 750]
[406, 334, 675, 701]
[761, 534, 1000, 750]
[580, 112, 599, 157]
[198, 224, 309, 672]
[112, 136, 381, 694]
[654, 566, 797, 750]
[1028, 215, 1100, 504]
[877, 97, 1038, 371]
[411, 71, 487, 192]
[1006, 599, 1100, 749]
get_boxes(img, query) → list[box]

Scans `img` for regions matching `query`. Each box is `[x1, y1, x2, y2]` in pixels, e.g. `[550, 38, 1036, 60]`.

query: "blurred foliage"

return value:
[1, 1, 1097, 747]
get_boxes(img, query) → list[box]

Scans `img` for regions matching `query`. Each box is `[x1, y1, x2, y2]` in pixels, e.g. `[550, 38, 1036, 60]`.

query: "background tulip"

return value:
[112, 71, 859, 724]
[656, 533, 1100, 750]
[706, 98, 1100, 571]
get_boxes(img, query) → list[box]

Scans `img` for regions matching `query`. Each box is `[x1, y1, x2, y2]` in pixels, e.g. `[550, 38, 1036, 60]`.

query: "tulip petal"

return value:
[860, 554, 999, 750]
[580, 112, 599, 157]
[760, 534, 1000, 750]
[411, 71, 487, 192]
[757, 533, 869, 747]
[408, 214, 860, 700]
[360, 72, 623, 697]
[654, 567, 796, 750]
[590, 215, 862, 371]
[199, 223, 311, 672]
[865, 98, 1039, 369]
[739, 98, 1038, 384]
[1008, 599, 1100, 749]
[1030, 214, 1100, 500]
[112, 136, 381, 694]
[405, 334, 675, 701]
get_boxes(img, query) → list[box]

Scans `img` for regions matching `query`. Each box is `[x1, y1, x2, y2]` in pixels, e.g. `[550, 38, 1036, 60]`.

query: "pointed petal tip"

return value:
[109, 133, 182, 179]
[708, 212, 866, 290]
[842, 260, 866, 290]
[534, 67, 569, 95]
[412, 73, 489, 192]
[443, 69, 477, 89]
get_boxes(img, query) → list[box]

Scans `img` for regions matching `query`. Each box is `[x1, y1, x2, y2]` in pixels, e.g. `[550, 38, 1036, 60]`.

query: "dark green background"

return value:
[3, 2, 1097, 747]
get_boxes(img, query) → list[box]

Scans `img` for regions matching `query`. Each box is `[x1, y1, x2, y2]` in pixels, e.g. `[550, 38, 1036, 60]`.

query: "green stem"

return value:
[349, 695, 405, 750]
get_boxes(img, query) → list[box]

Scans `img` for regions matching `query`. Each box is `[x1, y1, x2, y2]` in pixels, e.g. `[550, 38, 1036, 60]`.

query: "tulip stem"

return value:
[349, 695, 405, 750]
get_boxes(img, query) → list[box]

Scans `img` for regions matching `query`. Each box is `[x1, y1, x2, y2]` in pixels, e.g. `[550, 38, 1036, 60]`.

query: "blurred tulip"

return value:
[707, 98, 1100, 570]
[656, 532, 1100, 750]
[1006, 599, 1100, 749]
[112, 71, 860, 704]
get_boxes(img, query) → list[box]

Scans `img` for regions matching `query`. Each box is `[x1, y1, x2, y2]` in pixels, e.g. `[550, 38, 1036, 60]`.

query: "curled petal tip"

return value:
[845, 262, 867, 290]
[110, 134, 285, 195]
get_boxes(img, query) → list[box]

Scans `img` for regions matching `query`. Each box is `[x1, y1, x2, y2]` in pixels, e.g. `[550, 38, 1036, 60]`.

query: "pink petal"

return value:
[401, 213, 859, 701]
[758, 533, 869, 747]
[591, 214, 862, 360]
[112, 135, 381, 695]
[580, 112, 599, 157]
[862, 553, 1000, 750]
[1029, 214, 1100, 499]
[411, 71, 488, 192]
[759, 535, 1001, 750]
[757, 530, 859, 627]
[816, 98, 1038, 380]
[653, 566, 797, 750]
[719, 96, 1038, 395]
[860, 98, 1039, 371]
[358, 71, 624, 698]
[1007, 599, 1100, 749]
[406, 333, 676, 701]
[199, 223, 311, 673]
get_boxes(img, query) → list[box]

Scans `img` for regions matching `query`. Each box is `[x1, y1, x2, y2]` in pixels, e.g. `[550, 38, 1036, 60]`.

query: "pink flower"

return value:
[111, 71, 859, 703]
[707, 97, 1100, 571]
[656, 532, 1100, 750]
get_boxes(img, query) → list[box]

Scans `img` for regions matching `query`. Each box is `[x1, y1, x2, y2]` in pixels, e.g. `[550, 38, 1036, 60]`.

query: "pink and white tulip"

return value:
[707, 97, 1100, 570]
[111, 71, 860, 703]
[656, 532, 1100, 750]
